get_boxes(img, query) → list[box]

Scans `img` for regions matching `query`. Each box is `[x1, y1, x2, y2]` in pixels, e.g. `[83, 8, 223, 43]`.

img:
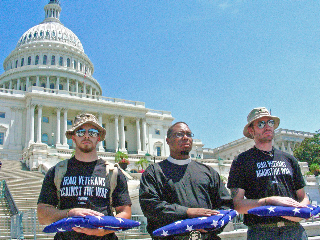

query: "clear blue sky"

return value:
[1, 0, 319, 149]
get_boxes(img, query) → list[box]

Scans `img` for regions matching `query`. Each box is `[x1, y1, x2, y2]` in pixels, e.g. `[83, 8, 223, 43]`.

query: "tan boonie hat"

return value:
[65, 113, 106, 140]
[243, 107, 280, 139]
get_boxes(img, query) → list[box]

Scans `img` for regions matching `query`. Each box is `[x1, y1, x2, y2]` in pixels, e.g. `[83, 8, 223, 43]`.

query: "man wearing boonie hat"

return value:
[227, 107, 309, 240]
[37, 113, 132, 240]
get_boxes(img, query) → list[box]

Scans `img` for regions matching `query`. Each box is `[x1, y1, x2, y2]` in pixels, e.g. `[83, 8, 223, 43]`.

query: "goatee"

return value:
[180, 151, 189, 156]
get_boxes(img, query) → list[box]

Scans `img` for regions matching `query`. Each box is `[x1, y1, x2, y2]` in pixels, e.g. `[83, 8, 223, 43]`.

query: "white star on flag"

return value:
[57, 228, 66, 232]
[267, 207, 276, 213]
[211, 220, 218, 227]
[198, 217, 207, 220]
[175, 220, 183, 225]
[95, 216, 103, 221]
[292, 208, 300, 215]
[186, 225, 194, 231]
[116, 217, 124, 223]
[161, 230, 169, 236]
[220, 220, 225, 226]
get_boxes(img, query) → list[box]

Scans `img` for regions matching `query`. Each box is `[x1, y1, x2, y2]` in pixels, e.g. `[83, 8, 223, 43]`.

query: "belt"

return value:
[249, 221, 300, 228]
[153, 230, 220, 240]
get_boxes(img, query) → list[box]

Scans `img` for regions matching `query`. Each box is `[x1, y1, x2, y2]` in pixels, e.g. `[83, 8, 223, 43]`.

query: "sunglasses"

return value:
[172, 132, 194, 138]
[256, 120, 275, 129]
[75, 128, 99, 137]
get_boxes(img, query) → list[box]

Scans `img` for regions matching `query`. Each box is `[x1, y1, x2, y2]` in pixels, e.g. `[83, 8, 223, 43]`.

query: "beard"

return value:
[180, 151, 190, 156]
[76, 140, 96, 153]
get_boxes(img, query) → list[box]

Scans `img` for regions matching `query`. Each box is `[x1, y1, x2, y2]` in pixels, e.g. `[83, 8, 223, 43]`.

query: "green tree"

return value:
[115, 151, 129, 164]
[135, 157, 150, 171]
[293, 132, 320, 166]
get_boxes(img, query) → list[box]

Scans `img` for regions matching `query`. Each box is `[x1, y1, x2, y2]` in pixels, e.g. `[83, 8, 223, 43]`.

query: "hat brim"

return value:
[243, 116, 280, 139]
[65, 121, 106, 140]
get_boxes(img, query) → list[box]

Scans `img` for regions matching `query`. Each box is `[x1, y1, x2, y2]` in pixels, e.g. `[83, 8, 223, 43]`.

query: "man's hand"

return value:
[73, 227, 114, 236]
[67, 208, 104, 217]
[186, 208, 220, 218]
[265, 196, 307, 208]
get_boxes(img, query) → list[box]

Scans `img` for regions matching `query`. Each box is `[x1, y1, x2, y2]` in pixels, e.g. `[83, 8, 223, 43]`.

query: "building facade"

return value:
[0, 0, 173, 170]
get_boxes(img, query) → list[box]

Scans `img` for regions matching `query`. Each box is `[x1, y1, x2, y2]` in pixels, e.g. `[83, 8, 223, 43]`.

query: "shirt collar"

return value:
[167, 156, 191, 165]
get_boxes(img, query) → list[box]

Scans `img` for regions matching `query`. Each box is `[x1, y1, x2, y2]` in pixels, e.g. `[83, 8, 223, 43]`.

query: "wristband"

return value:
[66, 209, 71, 218]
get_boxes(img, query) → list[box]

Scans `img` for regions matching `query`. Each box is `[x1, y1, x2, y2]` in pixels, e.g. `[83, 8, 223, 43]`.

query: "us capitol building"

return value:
[0, 0, 315, 176]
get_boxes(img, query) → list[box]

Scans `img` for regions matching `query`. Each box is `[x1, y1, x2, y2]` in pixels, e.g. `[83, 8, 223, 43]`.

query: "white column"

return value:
[25, 104, 30, 147]
[26, 77, 30, 91]
[56, 77, 60, 90]
[98, 113, 104, 152]
[76, 81, 79, 94]
[46, 76, 50, 89]
[15, 108, 23, 148]
[114, 116, 119, 152]
[30, 104, 35, 145]
[66, 78, 70, 92]
[282, 142, 285, 152]
[36, 76, 40, 86]
[120, 116, 126, 151]
[83, 83, 86, 95]
[288, 142, 292, 155]
[9, 80, 12, 89]
[17, 78, 20, 90]
[142, 119, 147, 151]
[9, 107, 16, 148]
[36, 105, 42, 143]
[136, 118, 141, 152]
[56, 108, 61, 146]
[89, 86, 93, 96]
[62, 108, 68, 146]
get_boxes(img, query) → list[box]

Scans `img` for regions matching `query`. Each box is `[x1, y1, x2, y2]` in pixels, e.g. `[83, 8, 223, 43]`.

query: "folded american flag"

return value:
[248, 205, 320, 218]
[43, 215, 141, 233]
[153, 209, 238, 237]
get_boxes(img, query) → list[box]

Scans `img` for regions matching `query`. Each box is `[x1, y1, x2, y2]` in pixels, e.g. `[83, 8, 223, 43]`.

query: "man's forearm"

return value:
[37, 203, 68, 225]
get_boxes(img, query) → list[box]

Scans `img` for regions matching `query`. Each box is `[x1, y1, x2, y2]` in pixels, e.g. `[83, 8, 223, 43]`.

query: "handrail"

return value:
[0, 180, 19, 215]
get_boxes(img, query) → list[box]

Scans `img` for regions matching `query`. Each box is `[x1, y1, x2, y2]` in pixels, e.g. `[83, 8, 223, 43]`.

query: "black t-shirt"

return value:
[139, 159, 233, 236]
[227, 147, 306, 226]
[38, 157, 131, 240]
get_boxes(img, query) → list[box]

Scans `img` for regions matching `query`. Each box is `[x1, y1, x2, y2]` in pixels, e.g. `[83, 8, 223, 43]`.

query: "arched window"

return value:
[80, 63, 83, 71]
[67, 58, 71, 67]
[40, 31, 44, 37]
[35, 55, 39, 65]
[42, 133, 49, 144]
[21, 58, 24, 67]
[28, 56, 32, 65]
[156, 146, 161, 156]
[73, 60, 77, 69]
[43, 55, 47, 65]
[15, 60, 18, 68]
[34, 32, 38, 38]
[51, 55, 55, 65]
[59, 57, 63, 66]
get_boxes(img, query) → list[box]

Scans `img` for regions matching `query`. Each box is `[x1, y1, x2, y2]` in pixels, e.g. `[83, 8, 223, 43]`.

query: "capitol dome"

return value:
[1, 0, 102, 96]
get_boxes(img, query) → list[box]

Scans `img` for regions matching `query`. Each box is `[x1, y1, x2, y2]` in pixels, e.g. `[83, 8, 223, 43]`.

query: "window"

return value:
[59, 84, 63, 90]
[59, 57, 63, 66]
[50, 83, 54, 89]
[0, 132, 4, 145]
[34, 32, 38, 38]
[80, 63, 83, 71]
[43, 117, 49, 123]
[51, 55, 55, 65]
[67, 120, 73, 125]
[28, 56, 32, 65]
[43, 55, 47, 65]
[15, 60, 18, 68]
[21, 58, 24, 67]
[155, 129, 160, 135]
[124, 126, 127, 131]
[191, 154, 195, 158]
[35, 55, 39, 65]
[40, 30, 44, 37]
[156, 146, 161, 156]
[73, 60, 77, 69]
[41, 133, 48, 144]
[67, 138, 73, 148]
[0, 112, 5, 118]
[67, 58, 70, 67]
[41, 83, 46, 88]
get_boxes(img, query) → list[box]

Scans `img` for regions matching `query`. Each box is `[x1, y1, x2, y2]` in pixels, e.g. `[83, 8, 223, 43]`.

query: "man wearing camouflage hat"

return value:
[37, 113, 132, 240]
[227, 107, 309, 240]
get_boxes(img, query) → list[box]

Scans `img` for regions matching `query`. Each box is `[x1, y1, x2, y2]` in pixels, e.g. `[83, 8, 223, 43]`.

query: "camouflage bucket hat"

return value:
[243, 107, 280, 139]
[65, 113, 106, 140]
